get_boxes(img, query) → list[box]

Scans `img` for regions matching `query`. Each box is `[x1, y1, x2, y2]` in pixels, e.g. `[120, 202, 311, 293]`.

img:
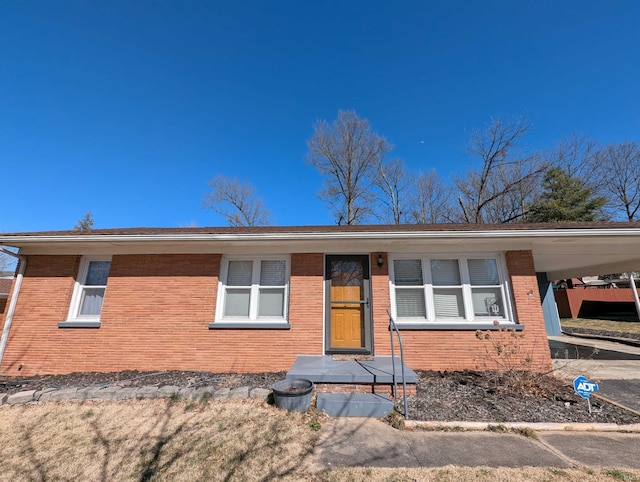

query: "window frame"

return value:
[389, 253, 517, 328]
[212, 255, 291, 328]
[60, 255, 112, 328]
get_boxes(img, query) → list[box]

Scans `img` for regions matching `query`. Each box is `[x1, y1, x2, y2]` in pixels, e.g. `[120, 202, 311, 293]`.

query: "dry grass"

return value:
[561, 317, 640, 335]
[0, 398, 318, 481]
[321, 467, 640, 481]
[2, 399, 640, 482]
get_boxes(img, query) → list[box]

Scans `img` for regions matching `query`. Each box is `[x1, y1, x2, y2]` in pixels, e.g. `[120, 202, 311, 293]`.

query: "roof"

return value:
[2, 222, 640, 280]
[2, 221, 638, 237]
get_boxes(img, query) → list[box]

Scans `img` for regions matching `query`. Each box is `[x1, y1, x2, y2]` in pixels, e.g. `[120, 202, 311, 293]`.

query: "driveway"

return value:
[550, 335, 640, 414]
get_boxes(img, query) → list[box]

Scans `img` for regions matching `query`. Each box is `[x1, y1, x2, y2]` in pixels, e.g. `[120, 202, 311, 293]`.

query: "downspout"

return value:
[630, 273, 640, 323]
[0, 247, 26, 368]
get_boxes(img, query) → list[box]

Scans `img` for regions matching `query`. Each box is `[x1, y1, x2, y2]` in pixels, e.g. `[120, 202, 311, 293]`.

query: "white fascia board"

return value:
[2, 227, 640, 245]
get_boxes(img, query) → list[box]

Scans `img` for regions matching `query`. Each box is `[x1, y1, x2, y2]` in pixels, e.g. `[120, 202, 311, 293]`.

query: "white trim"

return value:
[388, 253, 514, 326]
[64, 255, 112, 324]
[2, 227, 640, 245]
[215, 255, 290, 324]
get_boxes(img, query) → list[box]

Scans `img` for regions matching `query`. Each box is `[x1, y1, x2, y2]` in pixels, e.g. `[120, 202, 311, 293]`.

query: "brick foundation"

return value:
[315, 383, 417, 397]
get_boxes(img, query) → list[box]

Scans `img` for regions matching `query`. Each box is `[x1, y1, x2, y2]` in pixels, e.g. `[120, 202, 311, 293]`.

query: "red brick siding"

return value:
[371, 252, 392, 354]
[1, 250, 551, 376]
[0, 255, 79, 374]
[1, 253, 326, 376]
[373, 250, 551, 373]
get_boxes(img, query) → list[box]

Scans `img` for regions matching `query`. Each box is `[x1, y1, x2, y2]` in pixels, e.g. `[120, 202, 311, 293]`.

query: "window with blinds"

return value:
[391, 255, 509, 323]
[221, 258, 289, 321]
[66, 256, 112, 322]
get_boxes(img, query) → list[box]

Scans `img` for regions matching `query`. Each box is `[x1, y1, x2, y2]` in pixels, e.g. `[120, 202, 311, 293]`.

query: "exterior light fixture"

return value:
[377, 254, 384, 267]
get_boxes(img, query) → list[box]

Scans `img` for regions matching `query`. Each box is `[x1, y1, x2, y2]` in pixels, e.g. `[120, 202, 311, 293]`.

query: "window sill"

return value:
[392, 322, 524, 331]
[58, 321, 101, 328]
[209, 322, 291, 330]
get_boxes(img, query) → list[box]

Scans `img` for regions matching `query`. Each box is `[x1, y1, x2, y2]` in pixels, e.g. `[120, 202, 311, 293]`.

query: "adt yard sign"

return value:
[573, 376, 599, 399]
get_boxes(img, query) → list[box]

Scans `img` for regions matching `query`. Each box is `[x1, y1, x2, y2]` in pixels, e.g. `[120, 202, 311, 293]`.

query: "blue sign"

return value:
[573, 376, 599, 399]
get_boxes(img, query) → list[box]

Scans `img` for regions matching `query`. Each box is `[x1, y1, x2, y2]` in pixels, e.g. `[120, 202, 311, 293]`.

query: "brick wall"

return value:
[0, 250, 551, 376]
[0, 253, 325, 376]
[372, 250, 552, 373]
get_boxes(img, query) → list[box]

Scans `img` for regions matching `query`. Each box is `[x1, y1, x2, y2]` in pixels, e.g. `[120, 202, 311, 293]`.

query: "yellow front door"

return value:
[330, 284, 364, 347]
[327, 256, 370, 351]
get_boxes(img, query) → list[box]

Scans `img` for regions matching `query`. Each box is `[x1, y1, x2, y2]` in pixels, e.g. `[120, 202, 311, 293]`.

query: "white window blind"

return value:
[394, 259, 423, 285]
[393, 259, 426, 318]
[430, 259, 461, 285]
[221, 258, 289, 321]
[433, 289, 464, 318]
[396, 289, 427, 318]
[227, 261, 253, 286]
[391, 255, 509, 323]
[68, 257, 111, 322]
[468, 259, 499, 285]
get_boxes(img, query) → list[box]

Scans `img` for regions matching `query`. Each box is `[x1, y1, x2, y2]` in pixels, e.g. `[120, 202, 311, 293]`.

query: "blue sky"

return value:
[1, 0, 639, 232]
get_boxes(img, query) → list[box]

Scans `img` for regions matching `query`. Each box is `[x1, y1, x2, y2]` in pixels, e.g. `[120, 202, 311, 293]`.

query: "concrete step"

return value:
[316, 393, 394, 418]
[287, 355, 418, 384]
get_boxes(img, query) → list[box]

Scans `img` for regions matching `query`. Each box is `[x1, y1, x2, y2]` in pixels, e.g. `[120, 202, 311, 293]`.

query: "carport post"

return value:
[630, 273, 640, 322]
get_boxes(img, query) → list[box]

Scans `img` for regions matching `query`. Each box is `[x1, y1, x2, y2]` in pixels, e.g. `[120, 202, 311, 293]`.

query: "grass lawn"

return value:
[561, 317, 640, 336]
[1, 398, 640, 481]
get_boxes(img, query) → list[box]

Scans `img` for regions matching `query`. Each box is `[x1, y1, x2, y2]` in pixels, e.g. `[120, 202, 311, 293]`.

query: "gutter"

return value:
[0, 247, 26, 368]
[1, 227, 640, 245]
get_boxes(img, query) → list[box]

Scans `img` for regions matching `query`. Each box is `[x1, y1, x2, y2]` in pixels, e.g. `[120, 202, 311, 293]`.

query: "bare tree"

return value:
[544, 133, 600, 188]
[373, 158, 410, 224]
[453, 115, 546, 224]
[0, 246, 18, 275]
[410, 169, 451, 224]
[307, 110, 391, 225]
[593, 141, 640, 221]
[203, 175, 271, 227]
[0, 252, 13, 274]
[74, 211, 94, 231]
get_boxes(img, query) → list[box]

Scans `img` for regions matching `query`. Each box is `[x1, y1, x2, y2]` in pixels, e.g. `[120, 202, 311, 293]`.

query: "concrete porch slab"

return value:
[317, 393, 394, 417]
[286, 355, 418, 384]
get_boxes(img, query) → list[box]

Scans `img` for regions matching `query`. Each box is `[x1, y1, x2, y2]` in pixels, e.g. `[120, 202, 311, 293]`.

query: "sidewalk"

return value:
[313, 417, 640, 469]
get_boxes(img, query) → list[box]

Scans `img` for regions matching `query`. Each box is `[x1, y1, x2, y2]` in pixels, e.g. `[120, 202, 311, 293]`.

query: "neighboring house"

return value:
[1, 222, 639, 377]
[554, 276, 640, 319]
[0, 277, 12, 315]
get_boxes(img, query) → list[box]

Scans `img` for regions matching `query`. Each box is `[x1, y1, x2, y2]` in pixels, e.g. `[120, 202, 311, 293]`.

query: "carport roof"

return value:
[1, 222, 640, 280]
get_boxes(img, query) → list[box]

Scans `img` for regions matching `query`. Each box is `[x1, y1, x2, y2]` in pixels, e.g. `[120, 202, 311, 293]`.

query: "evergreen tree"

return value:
[74, 211, 94, 231]
[528, 167, 607, 222]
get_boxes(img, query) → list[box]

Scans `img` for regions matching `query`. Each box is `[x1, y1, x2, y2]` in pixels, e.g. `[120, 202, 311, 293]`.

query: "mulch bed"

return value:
[405, 370, 640, 424]
[2, 368, 640, 425]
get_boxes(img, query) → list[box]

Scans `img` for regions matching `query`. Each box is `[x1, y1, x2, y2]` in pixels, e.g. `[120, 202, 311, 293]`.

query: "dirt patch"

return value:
[3, 369, 640, 424]
[0, 370, 286, 396]
[403, 370, 640, 424]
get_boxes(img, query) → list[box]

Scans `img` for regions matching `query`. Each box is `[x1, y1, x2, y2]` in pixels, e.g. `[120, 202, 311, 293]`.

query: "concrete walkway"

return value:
[550, 335, 640, 380]
[550, 334, 640, 415]
[313, 417, 640, 470]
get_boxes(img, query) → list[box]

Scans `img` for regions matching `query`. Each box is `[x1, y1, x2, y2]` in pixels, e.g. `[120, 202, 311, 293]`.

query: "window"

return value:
[217, 257, 289, 323]
[390, 255, 511, 324]
[64, 256, 112, 326]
